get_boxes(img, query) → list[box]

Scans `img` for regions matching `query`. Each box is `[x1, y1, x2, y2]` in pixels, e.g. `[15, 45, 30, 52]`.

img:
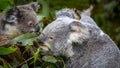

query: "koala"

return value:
[0, 2, 39, 39]
[37, 6, 120, 68]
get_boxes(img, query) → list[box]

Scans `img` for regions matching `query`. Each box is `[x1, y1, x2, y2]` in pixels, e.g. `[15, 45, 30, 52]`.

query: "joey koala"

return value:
[0, 2, 39, 39]
[37, 6, 120, 68]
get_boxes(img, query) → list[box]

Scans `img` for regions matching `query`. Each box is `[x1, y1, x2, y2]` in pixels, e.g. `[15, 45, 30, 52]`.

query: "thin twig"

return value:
[17, 56, 34, 67]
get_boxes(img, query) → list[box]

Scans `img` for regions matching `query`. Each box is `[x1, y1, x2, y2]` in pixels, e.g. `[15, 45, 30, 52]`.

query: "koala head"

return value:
[37, 16, 89, 57]
[3, 2, 39, 38]
[37, 6, 102, 58]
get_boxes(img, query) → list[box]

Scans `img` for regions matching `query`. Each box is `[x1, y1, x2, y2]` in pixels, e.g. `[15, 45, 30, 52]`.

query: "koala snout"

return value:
[29, 24, 39, 33]
[37, 35, 44, 44]
[34, 24, 40, 32]
[37, 36, 50, 53]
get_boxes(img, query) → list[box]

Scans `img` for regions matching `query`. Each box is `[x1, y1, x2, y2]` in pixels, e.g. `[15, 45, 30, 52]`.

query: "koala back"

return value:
[66, 27, 120, 68]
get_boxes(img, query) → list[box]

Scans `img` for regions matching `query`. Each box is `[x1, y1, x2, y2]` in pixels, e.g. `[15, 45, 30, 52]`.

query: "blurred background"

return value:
[0, 0, 120, 48]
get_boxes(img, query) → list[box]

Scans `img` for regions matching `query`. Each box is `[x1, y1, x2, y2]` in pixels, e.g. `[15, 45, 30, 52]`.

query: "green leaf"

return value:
[22, 39, 34, 46]
[33, 48, 40, 64]
[11, 58, 19, 68]
[21, 64, 29, 68]
[9, 33, 38, 46]
[41, 62, 57, 68]
[56, 57, 66, 68]
[42, 56, 57, 63]
[0, 47, 17, 55]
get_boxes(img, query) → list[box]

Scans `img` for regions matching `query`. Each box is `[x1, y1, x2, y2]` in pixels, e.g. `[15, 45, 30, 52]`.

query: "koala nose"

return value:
[37, 35, 44, 44]
[35, 24, 40, 32]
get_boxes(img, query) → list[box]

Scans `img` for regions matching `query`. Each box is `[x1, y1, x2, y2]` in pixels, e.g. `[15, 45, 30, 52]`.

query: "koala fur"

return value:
[0, 2, 39, 39]
[38, 6, 120, 68]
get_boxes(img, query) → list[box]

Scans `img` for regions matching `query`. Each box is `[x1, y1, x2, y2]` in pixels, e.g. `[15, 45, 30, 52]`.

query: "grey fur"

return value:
[0, 2, 39, 39]
[38, 7, 120, 68]
[56, 8, 77, 19]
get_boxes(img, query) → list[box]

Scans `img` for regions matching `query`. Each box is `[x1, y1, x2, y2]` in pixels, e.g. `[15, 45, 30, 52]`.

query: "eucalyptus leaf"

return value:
[41, 62, 57, 68]
[11, 58, 19, 68]
[0, 47, 17, 55]
[33, 48, 40, 64]
[9, 33, 38, 46]
[21, 64, 29, 68]
[42, 56, 57, 63]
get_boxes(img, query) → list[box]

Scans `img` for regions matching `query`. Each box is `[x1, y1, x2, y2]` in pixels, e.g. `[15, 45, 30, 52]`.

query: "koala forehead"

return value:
[42, 17, 76, 34]
[17, 4, 34, 11]
[14, 6, 38, 25]
[19, 11, 37, 22]
[18, 5, 37, 17]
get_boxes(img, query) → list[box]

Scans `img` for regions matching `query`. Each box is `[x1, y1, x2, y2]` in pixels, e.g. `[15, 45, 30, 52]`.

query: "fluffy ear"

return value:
[5, 7, 19, 16]
[30, 2, 39, 12]
[69, 21, 89, 43]
[70, 21, 85, 32]
[81, 5, 93, 16]
[4, 7, 19, 24]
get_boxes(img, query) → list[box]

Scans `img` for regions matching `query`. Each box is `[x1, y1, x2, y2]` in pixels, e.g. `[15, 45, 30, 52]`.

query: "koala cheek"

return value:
[4, 24, 22, 39]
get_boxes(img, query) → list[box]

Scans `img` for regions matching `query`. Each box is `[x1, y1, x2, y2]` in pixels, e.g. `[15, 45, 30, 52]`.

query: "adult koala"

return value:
[0, 2, 39, 39]
[37, 6, 120, 68]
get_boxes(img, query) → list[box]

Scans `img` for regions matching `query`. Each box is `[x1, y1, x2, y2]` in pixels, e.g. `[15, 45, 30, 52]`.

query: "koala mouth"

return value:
[39, 42, 51, 53]
[40, 45, 49, 52]
[39, 45, 55, 56]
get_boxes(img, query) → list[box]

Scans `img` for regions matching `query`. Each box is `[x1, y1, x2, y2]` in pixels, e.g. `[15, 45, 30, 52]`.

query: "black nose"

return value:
[37, 34, 45, 43]
[35, 24, 40, 32]
[37, 37, 41, 43]
[37, 36, 43, 44]
[37, 35, 43, 43]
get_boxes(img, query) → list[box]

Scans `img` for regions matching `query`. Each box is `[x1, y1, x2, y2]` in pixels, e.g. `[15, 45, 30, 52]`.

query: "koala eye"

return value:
[10, 16, 16, 20]
[49, 36, 54, 40]
[6, 15, 17, 24]
[28, 21, 34, 27]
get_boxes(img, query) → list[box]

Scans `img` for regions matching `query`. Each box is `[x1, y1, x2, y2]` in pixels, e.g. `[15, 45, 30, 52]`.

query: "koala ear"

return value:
[4, 7, 19, 24]
[6, 7, 19, 16]
[30, 2, 40, 12]
[70, 21, 85, 32]
[81, 5, 93, 16]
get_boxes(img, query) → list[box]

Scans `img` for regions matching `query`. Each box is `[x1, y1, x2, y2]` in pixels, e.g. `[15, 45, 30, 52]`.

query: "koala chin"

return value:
[0, 2, 40, 39]
[38, 6, 120, 68]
